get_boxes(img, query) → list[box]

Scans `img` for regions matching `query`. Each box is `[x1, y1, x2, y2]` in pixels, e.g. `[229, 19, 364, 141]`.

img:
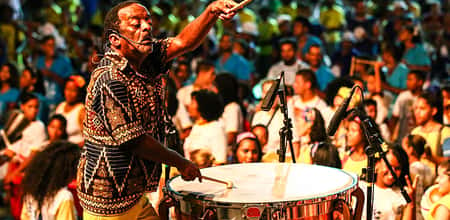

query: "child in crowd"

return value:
[232, 131, 262, 163]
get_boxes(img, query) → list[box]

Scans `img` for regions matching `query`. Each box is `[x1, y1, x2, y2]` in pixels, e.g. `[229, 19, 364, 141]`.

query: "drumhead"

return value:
[167, 163, 357, 204]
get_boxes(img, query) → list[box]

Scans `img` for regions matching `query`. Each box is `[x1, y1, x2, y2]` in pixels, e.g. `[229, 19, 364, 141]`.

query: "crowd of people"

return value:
[0, 0, 449, 219]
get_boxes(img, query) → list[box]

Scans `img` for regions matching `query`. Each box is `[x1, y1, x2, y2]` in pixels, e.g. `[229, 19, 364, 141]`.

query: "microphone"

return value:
[261, 71, 283, 111]
[327, 86, 356, 136]
[109, 29, 152, 46]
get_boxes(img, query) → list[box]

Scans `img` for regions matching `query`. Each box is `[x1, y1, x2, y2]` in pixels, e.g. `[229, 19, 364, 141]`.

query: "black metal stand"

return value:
[276, 78, 296, 163]
[352, 108, 411, 219]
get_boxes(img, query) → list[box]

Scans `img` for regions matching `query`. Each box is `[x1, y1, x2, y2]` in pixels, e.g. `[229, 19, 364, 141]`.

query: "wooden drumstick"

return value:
[202, 176, 234, 189]
[230, 0, 253, 12]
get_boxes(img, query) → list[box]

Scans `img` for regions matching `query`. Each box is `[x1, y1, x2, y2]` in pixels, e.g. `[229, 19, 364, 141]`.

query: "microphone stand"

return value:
[351, 107, 411, 219]
[276, 73, 296, 163]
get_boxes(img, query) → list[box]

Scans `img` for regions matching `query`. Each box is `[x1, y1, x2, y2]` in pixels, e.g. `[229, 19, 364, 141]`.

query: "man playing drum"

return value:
[77, 1, 240, 219]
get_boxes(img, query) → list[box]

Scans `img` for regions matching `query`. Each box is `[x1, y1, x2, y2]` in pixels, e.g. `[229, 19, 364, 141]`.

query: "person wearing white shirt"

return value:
[267, 39, 309, 86]
[289, 69, 332, 134]
[177, 60, 217, 108]
[184, 90, 227, 164]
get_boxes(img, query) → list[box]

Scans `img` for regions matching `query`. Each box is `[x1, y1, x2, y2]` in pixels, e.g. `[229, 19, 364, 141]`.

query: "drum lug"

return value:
[272, 208, 286, 220]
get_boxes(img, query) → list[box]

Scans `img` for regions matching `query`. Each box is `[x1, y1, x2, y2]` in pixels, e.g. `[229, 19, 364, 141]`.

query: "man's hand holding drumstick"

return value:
[209, 0, 253, 20]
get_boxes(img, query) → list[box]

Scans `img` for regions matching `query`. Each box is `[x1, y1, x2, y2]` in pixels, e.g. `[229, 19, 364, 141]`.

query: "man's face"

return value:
[293, 22, 306, 37]
[41, 39, 55, 57]
[116, 4, 154, 56]
[293, 75, 308, 96]
[219, 35, 233, 53]
[305, 46, 322, 67]
[280, 43, 296, 64]
[406, 73, 422, 91]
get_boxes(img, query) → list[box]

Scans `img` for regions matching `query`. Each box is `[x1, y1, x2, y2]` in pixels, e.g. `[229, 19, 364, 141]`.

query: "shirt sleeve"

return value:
[96, 79, 146, 145]
[222, 103, 241, 133]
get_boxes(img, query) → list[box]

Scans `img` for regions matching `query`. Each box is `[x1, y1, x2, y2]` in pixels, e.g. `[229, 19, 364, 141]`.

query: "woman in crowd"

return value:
[184, 89, 227, 165]
[342, 114, 368, 178]
[297, 107, 328, 164]
[0, 63, 20, 120]
[232, 131, 262, 163]
[1, 92, 46, 220]
[54, 75, 85, 145]
[362, 145, 416, 220]
[215, 73, 244, 146]
[18, 66, 48, 123]
[21, 141, 80, 220]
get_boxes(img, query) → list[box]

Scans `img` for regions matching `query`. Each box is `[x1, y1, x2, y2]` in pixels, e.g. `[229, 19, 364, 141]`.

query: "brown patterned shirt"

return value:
[77, 39, 170, 215]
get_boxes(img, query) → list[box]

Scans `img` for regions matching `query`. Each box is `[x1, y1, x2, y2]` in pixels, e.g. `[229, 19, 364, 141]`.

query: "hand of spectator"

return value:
[404, 174, 418, 203]
[178, 159, 202, 181]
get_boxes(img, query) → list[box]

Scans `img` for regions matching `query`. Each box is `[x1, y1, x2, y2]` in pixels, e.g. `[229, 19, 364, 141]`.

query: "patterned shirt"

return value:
[77, 39, 170, 216]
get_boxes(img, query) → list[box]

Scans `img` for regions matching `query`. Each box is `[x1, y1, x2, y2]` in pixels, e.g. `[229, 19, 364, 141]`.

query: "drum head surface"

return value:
[168, 163, 357, 204]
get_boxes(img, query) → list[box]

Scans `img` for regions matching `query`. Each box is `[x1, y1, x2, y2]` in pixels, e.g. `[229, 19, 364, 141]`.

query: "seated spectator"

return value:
[0, 63, 20, 120]
[21, 141, 79, 220]
[35, 35, 73, 106]
[18, 67, 49, 123]
[184, 90, 227, 165]
[55, 75, 85, 146]
[1, 93, 46, 219]
[232, 131, 262, 163]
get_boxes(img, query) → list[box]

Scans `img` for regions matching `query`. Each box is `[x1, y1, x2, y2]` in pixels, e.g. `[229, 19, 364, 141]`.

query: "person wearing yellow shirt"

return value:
[412, 91, 450, 158]
[342, 114, 368, 178]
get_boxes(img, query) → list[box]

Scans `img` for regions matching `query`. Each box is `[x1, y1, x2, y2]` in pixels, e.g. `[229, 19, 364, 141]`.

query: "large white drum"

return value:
[166, 163, 363, 220]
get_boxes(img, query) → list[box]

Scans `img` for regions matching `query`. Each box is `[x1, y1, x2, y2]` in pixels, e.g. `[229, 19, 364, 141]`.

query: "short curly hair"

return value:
[191, 90, 224, 122]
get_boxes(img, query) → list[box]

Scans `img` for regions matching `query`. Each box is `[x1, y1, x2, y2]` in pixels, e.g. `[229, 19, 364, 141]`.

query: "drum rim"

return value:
[166, 163, 358, 206]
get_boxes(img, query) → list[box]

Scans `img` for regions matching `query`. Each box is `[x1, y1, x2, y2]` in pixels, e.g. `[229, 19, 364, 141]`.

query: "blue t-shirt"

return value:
[0, 87, 20, 117]
[403, 44, 431, 67]
[215, 53, 251, 81]
[385, 63, 409, 89]
[316, 65, 335, 91]
[36, 55, 73, 104]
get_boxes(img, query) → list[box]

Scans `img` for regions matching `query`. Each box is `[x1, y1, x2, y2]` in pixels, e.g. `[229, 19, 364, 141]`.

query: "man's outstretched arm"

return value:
[166, 0, 239, 61]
